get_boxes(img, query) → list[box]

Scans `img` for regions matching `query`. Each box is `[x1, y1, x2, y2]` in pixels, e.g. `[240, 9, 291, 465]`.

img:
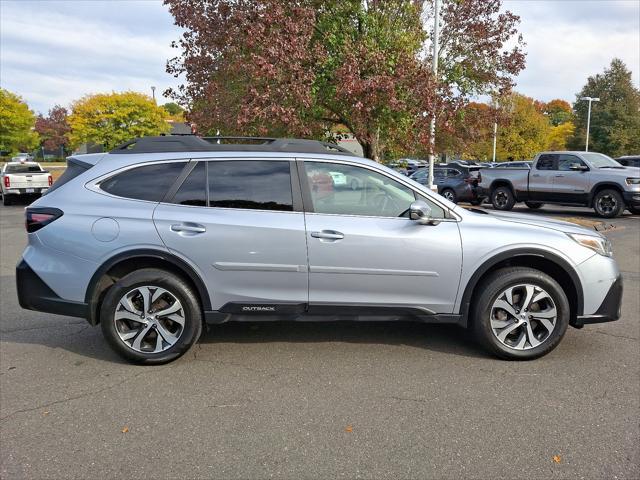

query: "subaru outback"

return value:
[16, 136, 623, 363]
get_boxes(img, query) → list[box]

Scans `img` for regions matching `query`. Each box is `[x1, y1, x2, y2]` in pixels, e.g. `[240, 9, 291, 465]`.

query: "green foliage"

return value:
[0, 88, 39, 154]
[544, 99, 573, 126]
[68, 92, 170, 150]
[495, 93, 551, 160]
[569, 59, 640, 156]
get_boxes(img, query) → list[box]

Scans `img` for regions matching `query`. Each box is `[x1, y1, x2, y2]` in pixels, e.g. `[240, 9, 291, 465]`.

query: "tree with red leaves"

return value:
[165, 0, 525, 161]
[35, 105, 71, 155]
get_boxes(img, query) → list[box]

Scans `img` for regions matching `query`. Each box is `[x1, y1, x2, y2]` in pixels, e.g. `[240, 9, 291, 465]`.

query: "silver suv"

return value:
[16, 136, 623, 363]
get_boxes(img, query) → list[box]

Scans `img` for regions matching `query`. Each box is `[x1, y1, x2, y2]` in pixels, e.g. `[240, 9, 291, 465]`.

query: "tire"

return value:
[441, 188, 457, 203]
[491, 186, 515, 211]
[470, 199, 482, 206]
[525, 201, 544, 209]
[593, 189, 624, 218]
[471, 267, 570, 360]
[100, 268, 203, 364]
[2, 193, 12, 206]
[628, 205, 640, 215]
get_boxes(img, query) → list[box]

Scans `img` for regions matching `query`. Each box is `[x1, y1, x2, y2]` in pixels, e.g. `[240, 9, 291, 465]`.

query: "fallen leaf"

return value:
[345, 425, 353, 433]
[552, 455, 561, 464]
[121, 426, 129, 433]
[42, 411, 49, 416]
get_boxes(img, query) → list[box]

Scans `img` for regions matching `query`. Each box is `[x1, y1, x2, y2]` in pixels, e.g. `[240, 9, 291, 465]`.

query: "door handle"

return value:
[311, 230, 344, 240]
[554, 174, 565, 178]
[170, 223, 206, 234]
[531, 174, 540, 177]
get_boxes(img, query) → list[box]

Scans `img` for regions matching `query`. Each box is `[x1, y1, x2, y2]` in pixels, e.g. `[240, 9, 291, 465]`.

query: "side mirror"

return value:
[410, 200, 439, 225]
[570, 163, 589, 171]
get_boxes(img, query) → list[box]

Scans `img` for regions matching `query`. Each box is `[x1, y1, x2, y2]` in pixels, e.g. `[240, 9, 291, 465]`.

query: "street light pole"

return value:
[151, 86, 156, 103]
[492, 122, 497, 162]
[580, 96, 599, 151]
[427, 0, 440, 191]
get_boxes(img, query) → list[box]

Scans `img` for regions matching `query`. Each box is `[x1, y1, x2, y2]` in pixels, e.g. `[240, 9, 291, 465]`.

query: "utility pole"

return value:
[427, 0, 440, 191]
[580, 96, 599, 151]
[492, 122, 497, 162]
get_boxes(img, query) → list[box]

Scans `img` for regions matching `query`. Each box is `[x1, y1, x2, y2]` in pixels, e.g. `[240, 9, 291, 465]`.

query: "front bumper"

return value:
[623, 191, 640, 207]
[574, 274, 623, 326]
[16, 259, 88, 319]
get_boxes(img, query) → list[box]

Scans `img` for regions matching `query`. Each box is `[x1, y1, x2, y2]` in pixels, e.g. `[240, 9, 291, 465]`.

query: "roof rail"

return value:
[109, 135, 358, 156]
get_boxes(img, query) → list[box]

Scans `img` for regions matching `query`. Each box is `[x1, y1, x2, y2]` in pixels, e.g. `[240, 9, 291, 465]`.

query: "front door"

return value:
[300, 160, 462, 314]
[153, 159, 308, 312]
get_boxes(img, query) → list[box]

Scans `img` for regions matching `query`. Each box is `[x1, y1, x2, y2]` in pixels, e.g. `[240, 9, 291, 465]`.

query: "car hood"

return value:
[594, 165, 640, 177]
[462, 208, 600, 236]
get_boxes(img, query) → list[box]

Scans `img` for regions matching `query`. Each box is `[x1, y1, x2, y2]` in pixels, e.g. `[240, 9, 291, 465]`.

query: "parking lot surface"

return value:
[1, 202, 638, 479]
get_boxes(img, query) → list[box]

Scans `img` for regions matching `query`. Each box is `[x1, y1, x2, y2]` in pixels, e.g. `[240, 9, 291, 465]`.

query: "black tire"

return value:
[470, 199, 482, 206]
[627, 205, 640, 215]
[441, 188, 457, 203]
[471, 267, 570, 360]
[2, 193, 12, 206]
[593, 189, 624, 218]
[100, 268, 202, 364]
[525, 201, 544, 209]
[491, 186, 515, 211]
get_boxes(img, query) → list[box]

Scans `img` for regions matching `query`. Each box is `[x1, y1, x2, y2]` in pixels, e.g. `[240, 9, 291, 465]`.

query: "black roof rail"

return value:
[109, 135, 358, 156]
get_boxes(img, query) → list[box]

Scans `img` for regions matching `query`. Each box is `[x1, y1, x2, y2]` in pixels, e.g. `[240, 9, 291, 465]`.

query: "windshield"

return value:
[5, 164, 43, 173]
[582, 153, 622, 168]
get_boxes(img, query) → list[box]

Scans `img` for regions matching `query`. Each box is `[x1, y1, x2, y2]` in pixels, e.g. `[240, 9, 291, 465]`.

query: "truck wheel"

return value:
[472, 267, 569, 360]
[491, 186, 515, 211]
[525, 202, 544, 209]
[441, 188, 457, 203]
[2, 193, 12, 206]
[100, 268, 203, 364]
[593, 189, 623, 218]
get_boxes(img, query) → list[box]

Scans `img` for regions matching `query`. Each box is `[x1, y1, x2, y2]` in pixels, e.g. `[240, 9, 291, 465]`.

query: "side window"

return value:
[208, 160, 293, 211]
[172, 161, 206, 206]
[448, 169, 461, 177]
[434, 169, 446, 178]
[558, 155, 586, 171]
[100, 162, 186, 202]
[303, 161, 444, 218]
[536, 155, 556, 171]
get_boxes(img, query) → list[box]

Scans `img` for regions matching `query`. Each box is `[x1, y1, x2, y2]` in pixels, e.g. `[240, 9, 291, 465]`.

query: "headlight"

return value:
[568, 233, 613, 257]
[626, 177, 640, 185]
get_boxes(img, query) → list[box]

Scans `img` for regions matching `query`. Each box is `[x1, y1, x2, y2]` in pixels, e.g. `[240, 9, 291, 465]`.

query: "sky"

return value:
[1, 0, 639, 115]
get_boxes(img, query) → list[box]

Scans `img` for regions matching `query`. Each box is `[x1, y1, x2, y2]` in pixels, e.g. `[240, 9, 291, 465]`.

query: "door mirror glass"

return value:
[569, 163, 589, 171]
[410, 200, 437, 224]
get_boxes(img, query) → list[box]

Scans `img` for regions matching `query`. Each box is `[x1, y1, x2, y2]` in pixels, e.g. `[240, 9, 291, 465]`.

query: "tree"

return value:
[35, 105, 71, 155]
[68, 92, 170, 150]
[0, 88, 39, 154]
[569, 59, 640, 156]
[165, 0, 525, 160]
[544, 99, 573, 126]
[162, 102, 185, 120]
[495, 93, 551, 160]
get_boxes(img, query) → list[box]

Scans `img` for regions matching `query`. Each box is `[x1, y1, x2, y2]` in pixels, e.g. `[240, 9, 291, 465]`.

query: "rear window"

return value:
[5, 164, 42, 173]
[208, 161, 293, 211]
[100, 162, 186, 202]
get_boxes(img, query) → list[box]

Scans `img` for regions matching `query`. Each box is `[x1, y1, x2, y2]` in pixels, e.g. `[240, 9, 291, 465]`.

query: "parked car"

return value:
[410, 166, 481, 204]
[478, 151, 640, 217]
[1, 161, 52, 205]
[400, 158, 428, 176]
[17, 136, 622, 363]
[616, 155, 640, 168]
[11, 152, 34, 162]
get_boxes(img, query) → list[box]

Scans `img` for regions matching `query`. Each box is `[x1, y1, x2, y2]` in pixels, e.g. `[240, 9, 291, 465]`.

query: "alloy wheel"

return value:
[489, 284, 557, 350]
[494, 191, 508, 208]
[597, 194, 617, 215]
[113, 286, 185, 354]
[443, 190, 455, 201]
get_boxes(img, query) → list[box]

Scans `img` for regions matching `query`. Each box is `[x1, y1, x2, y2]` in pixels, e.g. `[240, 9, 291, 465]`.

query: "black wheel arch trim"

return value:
[85, 248, 212, 325]
[458, 248, 584, 322]
[588, 182, 625, 205]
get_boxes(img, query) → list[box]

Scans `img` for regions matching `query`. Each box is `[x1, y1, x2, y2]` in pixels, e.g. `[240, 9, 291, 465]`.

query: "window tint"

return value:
[304, 161, 444, 218]
[208, 161, 293, 211]
[536, 155, 556, 170]
[6, 164, 42, 173]
[100, 162, 186, 202]
[172, 162, 206, 206]
[558, 155, 586, 171]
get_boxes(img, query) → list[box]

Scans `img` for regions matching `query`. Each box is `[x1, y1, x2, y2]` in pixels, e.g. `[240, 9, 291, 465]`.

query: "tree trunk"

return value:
[361, 140, 380, 162]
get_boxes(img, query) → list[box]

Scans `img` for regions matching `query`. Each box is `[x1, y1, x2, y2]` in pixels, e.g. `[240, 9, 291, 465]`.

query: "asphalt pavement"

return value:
[1, 202, 638, 479]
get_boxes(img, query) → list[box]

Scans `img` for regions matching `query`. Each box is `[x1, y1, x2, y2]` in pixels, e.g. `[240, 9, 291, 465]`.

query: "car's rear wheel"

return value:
[491, 186, 515, 211]
[525, 201, 544, 209]
[100, 268, 202, 364]
[441, 188, 457, 203]
[2, 193, 12, 206]
[593, 189, 623, 218]
[472, 267, 569, 360]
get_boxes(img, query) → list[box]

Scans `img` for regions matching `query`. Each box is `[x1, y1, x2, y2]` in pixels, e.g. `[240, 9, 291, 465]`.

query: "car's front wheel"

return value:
[472, 267, 569, 360]
[100, 268, 202, 364]
[593, 189, 623, 218]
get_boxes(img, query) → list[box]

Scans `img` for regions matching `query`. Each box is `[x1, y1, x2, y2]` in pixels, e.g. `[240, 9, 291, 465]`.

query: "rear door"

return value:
[153, 159, 309, 312]
[552, 154, 590, 203]
[528, 154, 557, 201]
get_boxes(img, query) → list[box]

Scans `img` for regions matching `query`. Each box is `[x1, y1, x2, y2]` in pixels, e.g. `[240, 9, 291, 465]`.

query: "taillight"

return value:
[3, 176, 9, 188]
[48, 175, 53, 186]
[25, 207, 63, 233]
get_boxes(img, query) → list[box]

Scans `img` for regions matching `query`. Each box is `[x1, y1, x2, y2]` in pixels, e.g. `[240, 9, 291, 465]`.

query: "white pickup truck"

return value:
[1, 161, 52, 206]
